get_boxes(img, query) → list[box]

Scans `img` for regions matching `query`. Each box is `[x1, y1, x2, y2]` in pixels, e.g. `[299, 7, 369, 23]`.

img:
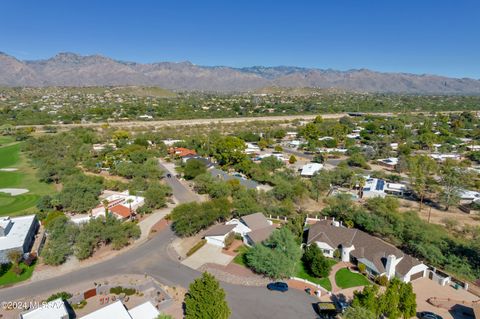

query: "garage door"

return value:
[409, 271, 424, 281]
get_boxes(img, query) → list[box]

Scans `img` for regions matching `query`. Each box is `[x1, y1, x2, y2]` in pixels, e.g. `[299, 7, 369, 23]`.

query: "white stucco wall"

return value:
[401, 263, 428, 282]
[205, 235, 226, 248]
[315, 241, 334, 258]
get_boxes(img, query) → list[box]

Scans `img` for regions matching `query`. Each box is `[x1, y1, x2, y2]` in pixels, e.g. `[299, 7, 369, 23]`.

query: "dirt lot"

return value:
[397, 198, 480, 228]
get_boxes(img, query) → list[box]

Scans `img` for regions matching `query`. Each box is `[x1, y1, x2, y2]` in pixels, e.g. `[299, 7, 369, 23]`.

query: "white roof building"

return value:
[429, 153, 462, 162]
[467, 145, 480, 151]
[128, 301, 161, 319]
[346, 133, 360, 139]
[245, 143, 260, 154]
[0, 215, 38, 263]
[362, 178, 408, 199]
[300, 163, 324, 177]
[21, 298, 69, 319]
[80, 301, 159, 319]
[377, 157, 399, 168]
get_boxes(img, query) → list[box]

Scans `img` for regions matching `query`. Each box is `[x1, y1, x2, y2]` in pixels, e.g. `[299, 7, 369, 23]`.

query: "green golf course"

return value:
[0, 141, 54, 216]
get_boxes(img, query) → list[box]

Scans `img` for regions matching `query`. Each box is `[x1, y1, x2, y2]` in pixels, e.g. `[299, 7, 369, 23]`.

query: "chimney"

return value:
[385, 255, 397, 279]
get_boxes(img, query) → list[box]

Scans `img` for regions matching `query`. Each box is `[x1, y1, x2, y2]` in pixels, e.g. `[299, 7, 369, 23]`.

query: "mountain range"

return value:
[1, 52, 480, 94]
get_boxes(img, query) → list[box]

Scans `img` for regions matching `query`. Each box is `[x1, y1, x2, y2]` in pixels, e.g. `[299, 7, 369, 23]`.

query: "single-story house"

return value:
[91, 190, 145, 220]
[209, 168, 260, 190]
[300, 163, 324, 177]
[362, 178, 408, 199]
[204, 224, 236, 247]
[0, 215, 38, 264]
[307, 219, 428, 283]
[459, 189, 480, 202]
[245, 143, 261, 154]
[288, 140, 302, 148]
[92, 143, 116, 152]
[168, 147, 197, 158]
[226, 212, 275, 246]
[182, 155, 214, 168]
[80, 300, 159, 319]
[467, 145, 480, 151]
[429, 153, 462, 162]
[162, 139, 184, 147]
[21, 298, 69, 319]
[346, 133, 360, 139]
[377, 157, 398, 170]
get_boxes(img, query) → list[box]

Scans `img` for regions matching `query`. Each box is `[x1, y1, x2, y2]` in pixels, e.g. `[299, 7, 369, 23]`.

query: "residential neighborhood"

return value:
[1, 5, 480, 316]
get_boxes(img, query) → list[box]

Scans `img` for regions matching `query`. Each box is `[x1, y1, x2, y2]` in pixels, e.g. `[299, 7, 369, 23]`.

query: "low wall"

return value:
[290, 277, 330, 295]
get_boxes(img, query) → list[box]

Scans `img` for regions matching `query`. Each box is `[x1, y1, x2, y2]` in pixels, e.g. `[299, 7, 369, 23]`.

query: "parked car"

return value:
[418, 311, 443, 319]
[267, 282, 288, 292]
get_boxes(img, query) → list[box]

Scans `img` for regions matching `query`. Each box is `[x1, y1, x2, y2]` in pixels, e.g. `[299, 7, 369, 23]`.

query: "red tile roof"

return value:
[109, 205, 132, 219]
[169, 147, 196, 157]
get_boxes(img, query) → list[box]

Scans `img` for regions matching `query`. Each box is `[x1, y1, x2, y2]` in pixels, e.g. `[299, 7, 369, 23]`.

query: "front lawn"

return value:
[295, 261, 333, 291]
[233, 245, 250, 267]
[335, 268, 370, 289]
[0, 262, 36, 286]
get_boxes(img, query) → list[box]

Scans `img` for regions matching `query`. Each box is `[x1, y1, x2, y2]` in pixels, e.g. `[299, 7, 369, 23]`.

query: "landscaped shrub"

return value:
[186, 240, 207, 257]
[375, 275, 389, 286]
[110, 286, 123, 295]
[72, 300, 87, 309]
[224, 232, 235, 249]
[46, 291, 73, 302]
[358, 263, 366, 274]
[109, 286, 137, 295]
[123, 288, 136, 296]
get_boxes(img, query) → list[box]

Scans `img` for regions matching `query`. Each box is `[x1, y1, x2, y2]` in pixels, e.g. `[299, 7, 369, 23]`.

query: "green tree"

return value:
[214, 136, 246, 166]
[343, 306, 376, 319]
[310, 172, 331, 201]
[184, 272, 230, 319]
[352, 285, 380, 317]
[303, 244, 331, 277]
[246, 228, 301, 278]
[399, 281, 417, 319]
[184, 159, 207, 180]
[407, 155, 437, 211]
[438, 159, 462, 211]
[288, 155, 297, 164]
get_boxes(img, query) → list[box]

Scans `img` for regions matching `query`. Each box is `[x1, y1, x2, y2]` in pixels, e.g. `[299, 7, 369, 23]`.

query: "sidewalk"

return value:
[31, 205, 173, 282]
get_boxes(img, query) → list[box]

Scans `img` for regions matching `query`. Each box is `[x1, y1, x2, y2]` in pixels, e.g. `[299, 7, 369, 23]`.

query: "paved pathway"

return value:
[328, 262, 349, 293]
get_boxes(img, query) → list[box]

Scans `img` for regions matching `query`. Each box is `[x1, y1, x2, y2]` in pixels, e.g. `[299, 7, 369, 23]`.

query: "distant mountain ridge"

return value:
[1, 52, 480, 94]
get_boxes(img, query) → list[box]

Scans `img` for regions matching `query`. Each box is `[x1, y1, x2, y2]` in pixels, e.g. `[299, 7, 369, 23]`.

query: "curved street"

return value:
[0, 166, 320, 319]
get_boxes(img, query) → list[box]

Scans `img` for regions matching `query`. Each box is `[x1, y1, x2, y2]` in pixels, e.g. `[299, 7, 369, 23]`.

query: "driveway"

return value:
[412, 278, 478, 319]
[182, 244, 234, 270]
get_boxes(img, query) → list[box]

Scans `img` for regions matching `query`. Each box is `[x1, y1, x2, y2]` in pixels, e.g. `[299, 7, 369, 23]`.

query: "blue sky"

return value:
[1, 0, 479, 78]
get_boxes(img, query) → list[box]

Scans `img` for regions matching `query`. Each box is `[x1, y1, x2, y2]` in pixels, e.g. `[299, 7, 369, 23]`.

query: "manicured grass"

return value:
[295, 261, 333, 291]
[0, 262, 36, 287]
[233, 245, 250, 267]
[0, 193, 41, 215]
[0, 142, 54, 216]
[0, 143, 20, 168]
[335, 268, 370, 289]
[0, 136, 15, 146]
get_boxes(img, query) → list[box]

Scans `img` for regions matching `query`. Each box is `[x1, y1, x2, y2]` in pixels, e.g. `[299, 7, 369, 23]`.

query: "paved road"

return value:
[0, 228, 319, 319]
[158, 160, 200, 203]
[16, 110, 467, 132]
[0, 171, 320, 319]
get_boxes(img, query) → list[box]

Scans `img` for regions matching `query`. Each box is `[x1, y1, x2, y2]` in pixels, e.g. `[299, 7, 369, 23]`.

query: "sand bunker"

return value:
[0, 188, 29, 196]
[0, 168, 18, 172]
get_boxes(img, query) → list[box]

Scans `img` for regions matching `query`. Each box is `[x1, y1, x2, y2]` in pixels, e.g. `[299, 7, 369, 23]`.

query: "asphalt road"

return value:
[158, 160, 200, 203]
[0, 171, 320, 319]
